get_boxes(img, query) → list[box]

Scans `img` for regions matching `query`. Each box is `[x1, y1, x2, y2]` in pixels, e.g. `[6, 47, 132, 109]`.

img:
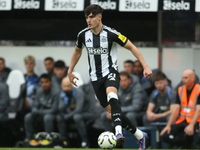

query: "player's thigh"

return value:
[92, 79, 109, 108]
[105, 68, 120, 91]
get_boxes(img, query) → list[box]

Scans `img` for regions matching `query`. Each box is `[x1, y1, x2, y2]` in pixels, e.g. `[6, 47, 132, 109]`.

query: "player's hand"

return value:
[184, 124, 194, 135]
[68, 72, 79, 87]
[160, 125, 171, 136]
[143, 68, 153, 79]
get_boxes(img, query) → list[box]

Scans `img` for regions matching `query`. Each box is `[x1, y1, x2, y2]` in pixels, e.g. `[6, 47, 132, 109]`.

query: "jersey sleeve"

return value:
[109, 29, 128, 47]
[75, 32, 84, 48]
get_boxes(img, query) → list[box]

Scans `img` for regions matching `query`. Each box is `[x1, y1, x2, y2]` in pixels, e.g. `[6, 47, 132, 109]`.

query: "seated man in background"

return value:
[101, 71, 147, 130]
[44, 57, 54, 76]
[0, 82, 9, 122]
[143, 72, 176, 126]
[123, 59, 140, 84]
[0, 57, 11, 83]
[133, 60, 150, 84]
[160, 69, 200, 149]
[24, 55, 40, 109]
[24, 74, 59, 146]
[56, 77, 96, 148]
[52, 60, 68, 91]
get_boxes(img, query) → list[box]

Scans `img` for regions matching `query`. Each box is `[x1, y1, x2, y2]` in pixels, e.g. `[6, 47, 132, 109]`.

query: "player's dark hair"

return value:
[0, 57, 5, 63]
[119, 71, 131, 79]
[153, 72, 166, 82]
[84, 4, 103, 17]
[54, 60, 66, 68]
[44, 57, 54, 62]
[40, 73, 51, 81]
[124, 60, 134, 66]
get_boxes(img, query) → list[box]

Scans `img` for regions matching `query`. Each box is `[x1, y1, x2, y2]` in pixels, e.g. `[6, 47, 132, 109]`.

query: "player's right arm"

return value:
[68, 46, 83, 86]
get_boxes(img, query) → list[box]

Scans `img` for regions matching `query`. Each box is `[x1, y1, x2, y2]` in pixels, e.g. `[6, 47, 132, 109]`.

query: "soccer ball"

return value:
[98, 131, 117, 149]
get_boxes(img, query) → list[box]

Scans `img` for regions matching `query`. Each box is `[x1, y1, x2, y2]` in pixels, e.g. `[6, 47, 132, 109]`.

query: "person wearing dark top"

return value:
[160, 69, 200, 149]
[0, 83, 9, 121]
[24, 74, 59, 146]
[24, 55, 40, 109]
[56, 77, 97, 148]
[0, 57, 11, 83]
[143, 72, 176, 126]
[44, 57, 55, 76]
[51, 60, 68, 91]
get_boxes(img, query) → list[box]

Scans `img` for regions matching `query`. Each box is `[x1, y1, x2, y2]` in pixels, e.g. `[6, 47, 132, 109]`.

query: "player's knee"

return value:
[107, 92, 118, 102]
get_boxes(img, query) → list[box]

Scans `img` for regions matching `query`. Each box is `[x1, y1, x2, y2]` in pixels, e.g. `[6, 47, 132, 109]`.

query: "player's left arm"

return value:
[124, 40, 152, 79]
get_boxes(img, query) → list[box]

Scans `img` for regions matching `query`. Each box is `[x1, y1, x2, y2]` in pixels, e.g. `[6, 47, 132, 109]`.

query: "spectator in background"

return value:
[0, 57, 11, 83]
[24, 55, 40, 109]
[56, 77, 95, 148]
[52, 60, 68, 91]
[0, 82, 9, 122]
[24, 74, 59, 146]
[101, 71, 147, 130]
[123, 60, 140, 84]
[160, 69, 200, 149]
[143, 72, 176, 126]
[133, 60, 150, 84]
[44, 57, 54, 76]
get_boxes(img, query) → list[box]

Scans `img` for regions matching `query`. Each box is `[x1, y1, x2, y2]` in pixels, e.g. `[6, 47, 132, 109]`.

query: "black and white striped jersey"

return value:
[76, 25, 128, 81]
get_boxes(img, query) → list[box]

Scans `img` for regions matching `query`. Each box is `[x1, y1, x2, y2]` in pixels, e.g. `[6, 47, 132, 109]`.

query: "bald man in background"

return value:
[160, 69, 200, 149]
[56, 77, 96, 148]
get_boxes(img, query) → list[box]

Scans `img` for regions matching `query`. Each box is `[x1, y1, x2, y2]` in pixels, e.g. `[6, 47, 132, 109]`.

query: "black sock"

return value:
[109, 98, 122, 130]
[121, 113, 136, 134]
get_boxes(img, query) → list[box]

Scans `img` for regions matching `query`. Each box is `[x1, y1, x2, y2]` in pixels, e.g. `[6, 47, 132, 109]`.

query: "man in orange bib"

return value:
[160, 69, 200, 148]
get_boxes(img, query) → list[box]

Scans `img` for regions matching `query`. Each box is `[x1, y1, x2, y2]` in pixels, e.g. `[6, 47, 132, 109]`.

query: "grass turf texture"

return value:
[0, 148, 176, 150]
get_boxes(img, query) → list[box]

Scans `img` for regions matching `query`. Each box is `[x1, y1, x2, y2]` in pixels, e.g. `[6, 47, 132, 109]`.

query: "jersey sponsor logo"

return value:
[90, 0, 117, 10]
[87, 47, 108, 55]
[118, 33, 127, 43]
[0, 0, 12, 10]
[163, 0, 190, 10]
[108, 73, 116, 81]
[86, 38, 92, 42]
[119, 0, 158, 12]
[14, 0, 40, 9]
[45, 0, 84, 11]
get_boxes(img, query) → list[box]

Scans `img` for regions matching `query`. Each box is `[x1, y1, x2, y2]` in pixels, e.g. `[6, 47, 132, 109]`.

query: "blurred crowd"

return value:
[0, 55, 200, 149]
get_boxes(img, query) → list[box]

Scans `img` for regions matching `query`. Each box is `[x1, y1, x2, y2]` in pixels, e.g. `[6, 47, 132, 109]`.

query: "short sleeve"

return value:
[108, 28, 128, 47]
[75, 32, 84, 48]
[170, 89, 177, 105]
[149, 91, 156, 104]
[175, 91, 181, 104]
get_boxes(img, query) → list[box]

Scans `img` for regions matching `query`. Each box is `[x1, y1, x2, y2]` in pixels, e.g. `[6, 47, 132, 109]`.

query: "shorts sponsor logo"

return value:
[90, 0, 117, 10]
[119, 0, 158, 12]
[118, 33, 127, 43]
[14, 0, 40, 9]
[163, 0, 190, 10]
[45, 0, 84, 11]
[87, 47, 108, 55]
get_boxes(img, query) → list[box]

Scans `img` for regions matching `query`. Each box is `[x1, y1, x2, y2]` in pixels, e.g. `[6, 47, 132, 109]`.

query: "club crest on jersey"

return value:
[87, 47, 108, 55]
[101, 36, 107, 43]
